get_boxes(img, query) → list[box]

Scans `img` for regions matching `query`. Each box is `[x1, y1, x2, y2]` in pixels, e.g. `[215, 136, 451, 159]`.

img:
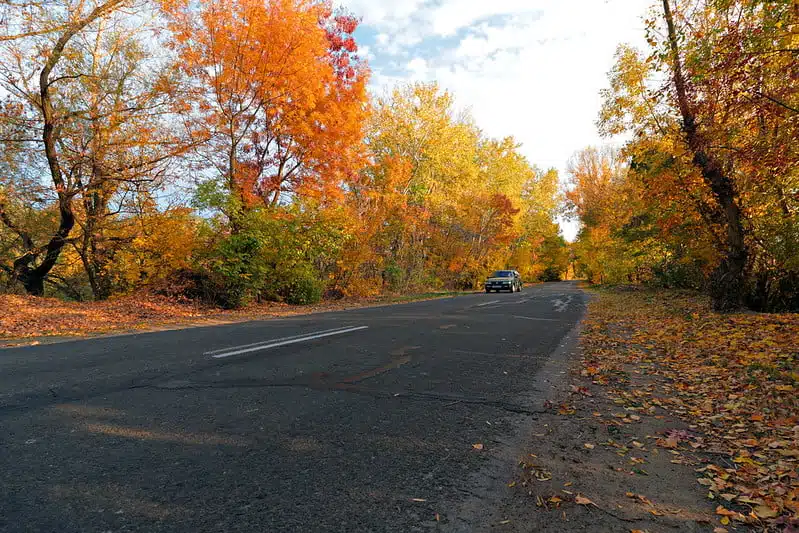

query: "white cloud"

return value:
[337, 0, 653, 239]
[338, 0, 427, 27]
[406, 57, 429, 79]
[428, 0, 540, 36]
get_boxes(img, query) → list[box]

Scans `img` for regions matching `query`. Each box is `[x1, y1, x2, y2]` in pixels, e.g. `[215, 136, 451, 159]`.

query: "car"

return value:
[484, 270, 522, 293]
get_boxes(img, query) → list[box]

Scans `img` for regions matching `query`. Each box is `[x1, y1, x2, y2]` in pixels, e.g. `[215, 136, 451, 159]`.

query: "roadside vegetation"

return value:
[0, 289, 470, 342]
[0, 0, 568, 315]
[566, 0, 797, 313]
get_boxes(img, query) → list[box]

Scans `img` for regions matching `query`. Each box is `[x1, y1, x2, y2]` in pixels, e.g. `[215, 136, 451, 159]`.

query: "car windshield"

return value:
[491, 271, 513, 278]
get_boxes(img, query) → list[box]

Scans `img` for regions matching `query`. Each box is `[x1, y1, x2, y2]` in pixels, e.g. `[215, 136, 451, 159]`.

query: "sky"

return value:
[335, 0, 653, 241]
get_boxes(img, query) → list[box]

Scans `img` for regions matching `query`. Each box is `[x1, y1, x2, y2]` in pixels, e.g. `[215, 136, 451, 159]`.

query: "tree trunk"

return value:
[9, 0, 125, 295]
[662, 0, 748, 311]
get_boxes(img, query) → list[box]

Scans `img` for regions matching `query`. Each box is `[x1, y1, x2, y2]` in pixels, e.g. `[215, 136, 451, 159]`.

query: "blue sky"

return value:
[335, 0, 653, 240]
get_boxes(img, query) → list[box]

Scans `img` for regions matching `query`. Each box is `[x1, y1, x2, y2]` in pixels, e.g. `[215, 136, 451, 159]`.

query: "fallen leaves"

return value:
[0, 293, 209, 338]
[580, 289, 799, 530]
[0, 292, 427, 340]
[557, 403, 576, 415]
[518, 458, 553, 482]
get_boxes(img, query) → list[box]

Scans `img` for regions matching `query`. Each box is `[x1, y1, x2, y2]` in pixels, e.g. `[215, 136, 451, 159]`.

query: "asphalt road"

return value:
[0, 282, 585, 533]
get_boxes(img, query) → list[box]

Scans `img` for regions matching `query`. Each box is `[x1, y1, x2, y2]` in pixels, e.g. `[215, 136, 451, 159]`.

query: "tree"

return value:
[346, 82, 564, 292]
[661, 0, 747, 310]
[565, 147, 639, 284]
[593, 0, 798, 310]
[0, 0, 127, 295]
[0, 0, 189, 297]
[163, 0, 369, 226]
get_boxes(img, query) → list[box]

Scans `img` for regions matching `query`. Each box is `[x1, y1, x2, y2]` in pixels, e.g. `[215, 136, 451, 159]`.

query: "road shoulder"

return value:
[446, 292, 586, 532]
[489, 287, 798, 532]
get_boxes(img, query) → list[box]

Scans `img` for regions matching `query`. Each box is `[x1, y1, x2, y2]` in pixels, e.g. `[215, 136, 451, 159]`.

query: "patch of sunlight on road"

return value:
[83, 423, 250, 447]
[285, 437, 323, 453]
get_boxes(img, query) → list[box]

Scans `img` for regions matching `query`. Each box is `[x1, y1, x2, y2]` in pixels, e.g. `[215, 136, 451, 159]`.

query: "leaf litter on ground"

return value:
[0, 291, 462, 341]
[580, 288, 798, 531]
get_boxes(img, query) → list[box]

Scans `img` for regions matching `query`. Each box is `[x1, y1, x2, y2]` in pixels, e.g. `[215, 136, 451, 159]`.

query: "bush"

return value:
[538, 266, 563, 282]
[156, 268, 246, 309]
[206, 234, 269, 308]
[382, 262, 403, 291]
[745, 270, 799, 312]
[649, 259, 706, 290]
[279, 273, 323, 305]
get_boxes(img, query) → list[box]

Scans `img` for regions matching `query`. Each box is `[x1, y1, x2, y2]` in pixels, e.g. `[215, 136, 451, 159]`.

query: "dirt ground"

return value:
[494, 349, 720, 532]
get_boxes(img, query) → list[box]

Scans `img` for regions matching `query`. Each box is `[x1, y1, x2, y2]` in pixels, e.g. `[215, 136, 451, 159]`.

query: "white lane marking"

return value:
[513, 315, 560, 322]
[207, 326, 369, 359]
[477, 300, 501, 307]
[204, 326, 357, 356]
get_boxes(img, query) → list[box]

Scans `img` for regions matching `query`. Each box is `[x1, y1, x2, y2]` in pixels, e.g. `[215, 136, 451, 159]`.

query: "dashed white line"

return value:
[477, 300, 501, 307]
[206, 326, 369, 359]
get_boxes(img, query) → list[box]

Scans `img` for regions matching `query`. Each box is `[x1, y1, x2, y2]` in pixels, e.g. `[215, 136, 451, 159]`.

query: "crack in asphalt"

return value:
[147, 378, 547, 416]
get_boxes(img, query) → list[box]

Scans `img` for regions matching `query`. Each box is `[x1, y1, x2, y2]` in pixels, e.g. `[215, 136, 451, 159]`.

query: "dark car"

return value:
[484, 270, 522, 293]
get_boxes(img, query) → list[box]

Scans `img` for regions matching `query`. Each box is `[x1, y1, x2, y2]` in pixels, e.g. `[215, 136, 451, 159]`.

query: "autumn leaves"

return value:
[162, 0, 369, 210]
[578, 289, 799, 529]
[0, 0, 567, 305]
[567, 0, 798, 312]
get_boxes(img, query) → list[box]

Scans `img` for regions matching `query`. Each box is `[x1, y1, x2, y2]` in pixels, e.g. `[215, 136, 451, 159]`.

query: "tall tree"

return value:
[661, 0, 747, 311]
[346, 82, 564, 292]
[163, 0, 369, 225]
[594, 0, 797, 310]
[0, 0, 189, 297]
[0, 0, 129, 295]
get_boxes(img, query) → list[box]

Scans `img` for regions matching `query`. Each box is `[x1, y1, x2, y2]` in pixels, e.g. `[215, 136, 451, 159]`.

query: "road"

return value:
[0, 282, 585, 533]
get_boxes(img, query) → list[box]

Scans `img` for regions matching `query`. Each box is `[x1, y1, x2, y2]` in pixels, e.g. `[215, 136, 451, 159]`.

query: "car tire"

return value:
[485, 288, 491, 293]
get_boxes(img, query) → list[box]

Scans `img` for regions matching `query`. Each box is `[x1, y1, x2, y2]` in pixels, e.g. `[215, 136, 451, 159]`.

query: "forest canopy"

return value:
[2, 0, 795, 313]
[0, 0, 568, 306]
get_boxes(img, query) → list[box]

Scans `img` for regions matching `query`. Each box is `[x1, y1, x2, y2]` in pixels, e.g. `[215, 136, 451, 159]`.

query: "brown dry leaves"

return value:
[580, 288, 798, 530]
[0, 293, 373, 340]
[0, 293, 205, 338]
[0, 292, 462, 341]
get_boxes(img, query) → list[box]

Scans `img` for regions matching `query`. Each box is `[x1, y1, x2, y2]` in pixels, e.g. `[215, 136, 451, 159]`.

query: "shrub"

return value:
[746, 270, 799, 312]
[279, 272, 324, 305]
[538, 266, 563, 282]
[649, 259, 706, 290]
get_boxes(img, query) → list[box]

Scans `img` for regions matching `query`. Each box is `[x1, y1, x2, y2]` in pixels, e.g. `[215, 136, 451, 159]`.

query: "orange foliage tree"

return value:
[162, 0, 369, 222]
